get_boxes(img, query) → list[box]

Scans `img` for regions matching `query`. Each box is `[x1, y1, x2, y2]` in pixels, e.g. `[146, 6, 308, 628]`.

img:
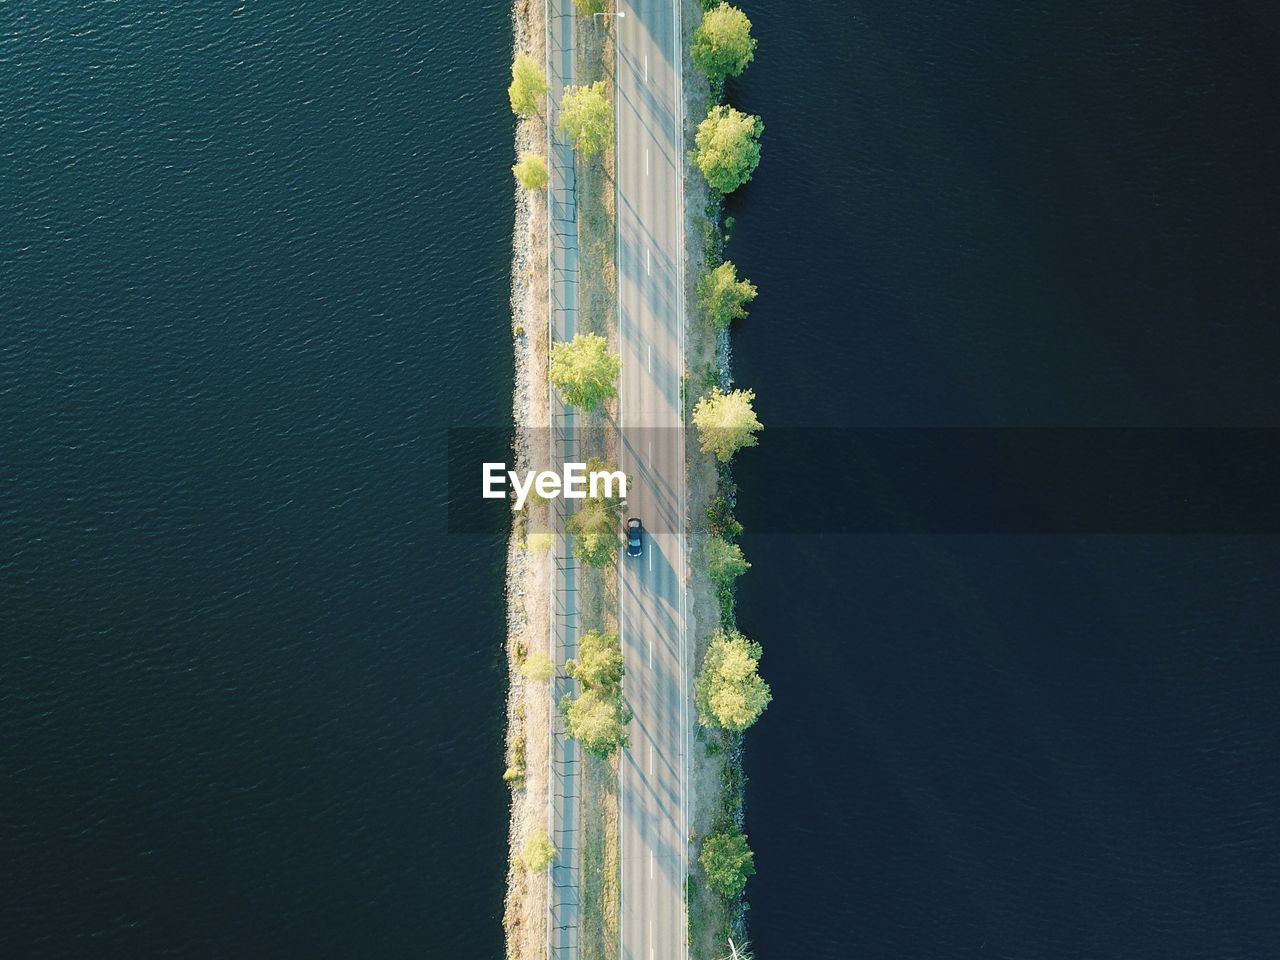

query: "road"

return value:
[615, 0, 689, 958]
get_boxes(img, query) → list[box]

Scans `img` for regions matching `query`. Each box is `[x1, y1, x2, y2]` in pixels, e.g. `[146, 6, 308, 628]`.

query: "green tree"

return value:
[697, 260, 757, 329]
[573, 0, 605, 12]
[550, 333, 620, 410]
[559, 81, 613, 158]
[503, 734, 527, 785]
[585, 456, 627, 504]
[565, 496, 619, 567]
[508, 52, 548, 117]
[512, 152, 549, 191]
[567, 629, 623, 690]
[695, 629, 771, 731]
[694, 105, 763, 194]
[560, 689, 632, 758]
[692, 387, 762, 461]
[691, 3, 757, 82]
[520, 651, 556, 681]
[705, 536, 750, 586]
[707, 494, 743, 540]
[523, 828, 557, 871]
[699, 828, 755, 898]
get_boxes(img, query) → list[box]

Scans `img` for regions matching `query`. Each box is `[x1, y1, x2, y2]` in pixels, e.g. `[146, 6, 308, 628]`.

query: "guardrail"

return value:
[545, 2, 581, 957]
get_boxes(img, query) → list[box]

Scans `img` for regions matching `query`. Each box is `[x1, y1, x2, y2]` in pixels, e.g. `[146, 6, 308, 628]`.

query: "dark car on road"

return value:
[626, 517, 642, 557]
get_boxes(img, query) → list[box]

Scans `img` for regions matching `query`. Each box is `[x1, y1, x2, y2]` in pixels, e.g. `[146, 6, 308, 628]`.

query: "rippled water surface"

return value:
[732, 1, 1280, 956]
[3, 2, 513, 956]
[4, 0, 1279, 957]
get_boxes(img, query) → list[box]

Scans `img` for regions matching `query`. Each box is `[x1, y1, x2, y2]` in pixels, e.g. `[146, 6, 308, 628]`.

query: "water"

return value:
[2, 1, 513, 956]
[4, 0, 1279, 957]
[729, 0, 1280, 956]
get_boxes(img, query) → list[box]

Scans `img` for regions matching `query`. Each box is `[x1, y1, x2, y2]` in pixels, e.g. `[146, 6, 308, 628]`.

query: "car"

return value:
[626, 517, 643, 557]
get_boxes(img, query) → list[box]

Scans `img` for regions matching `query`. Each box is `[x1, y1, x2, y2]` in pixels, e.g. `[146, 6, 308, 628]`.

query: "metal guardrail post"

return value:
[545, 3, 583, 959]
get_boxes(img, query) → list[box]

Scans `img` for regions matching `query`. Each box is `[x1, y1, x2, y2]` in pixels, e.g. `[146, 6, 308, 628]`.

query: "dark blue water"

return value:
[4, 0, 1279, 957]
[731, 1, 1280, 957]
[2, 1, 512, 956]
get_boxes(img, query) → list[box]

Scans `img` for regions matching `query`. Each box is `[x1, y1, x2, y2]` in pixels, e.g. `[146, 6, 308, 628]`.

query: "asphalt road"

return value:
[615, 0, 689, 958]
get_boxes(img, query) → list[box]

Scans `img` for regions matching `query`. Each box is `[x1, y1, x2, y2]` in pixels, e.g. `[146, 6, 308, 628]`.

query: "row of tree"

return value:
[692, 2, 762, 194]
[505, 14, 769, 903]
[564, 455, 627, 567]
[508, 8, 766, 199]
[547, 329, 764, 466]
[560, 629, 631, 757]
[691, 2, 763, 466]
[506, 18, 632, 769]
[513, 4, 763, 195]
[506, 9, 766, 467]
[693, 629, 765, 899]
[509, 50, 613, 190]
[691, 2, 767, 907]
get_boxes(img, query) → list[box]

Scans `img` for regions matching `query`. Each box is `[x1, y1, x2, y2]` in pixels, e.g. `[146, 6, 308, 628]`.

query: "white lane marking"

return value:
[645, 148, 650, 177]
[649, 744, 654, 774]
[648, 343, 652, 372]
[645, 246, 651, 275]
[649, 849, 654, 878]
[648, 547, 653, 573]
[648, 440, 652, 462]
[644, 54, 648, 83]
[671, 0, 691, 948]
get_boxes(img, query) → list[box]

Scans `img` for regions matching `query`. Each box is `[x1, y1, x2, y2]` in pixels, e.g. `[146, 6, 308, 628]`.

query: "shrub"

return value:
[512, 152, 549, 191]
[508, 52, 547, 116]
[566, 497, 619, 568]
[706, 495, 743, 540]
[525, 531, 554, 554]
[503, 735, 527, 786]
[697, 261, 757, 329]
[520, 651, 555, 681]
[699, 829, 755, 899]
[522, 828, 557, 871]
[705, 536, 750, 586]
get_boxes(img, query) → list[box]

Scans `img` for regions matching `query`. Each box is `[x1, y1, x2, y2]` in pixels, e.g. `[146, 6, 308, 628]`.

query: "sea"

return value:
[3, 1, 512, 956]
[729, 1, 1280, 957]
[2, 0, 1277, 958]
